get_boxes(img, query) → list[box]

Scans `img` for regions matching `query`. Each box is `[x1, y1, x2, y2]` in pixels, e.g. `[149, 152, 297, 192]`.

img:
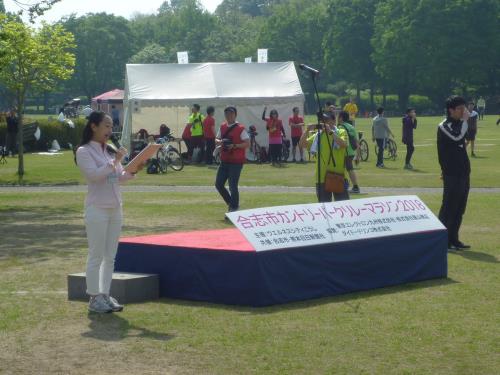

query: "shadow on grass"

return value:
[0, 206, 179, 262]
[157, 277, 457, 314]
[82, 312, 174, 342]
[453, 250, 499, 263]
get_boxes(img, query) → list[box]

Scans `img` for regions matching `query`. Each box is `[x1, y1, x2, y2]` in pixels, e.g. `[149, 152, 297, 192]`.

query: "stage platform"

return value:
[115, 228, 448, 307]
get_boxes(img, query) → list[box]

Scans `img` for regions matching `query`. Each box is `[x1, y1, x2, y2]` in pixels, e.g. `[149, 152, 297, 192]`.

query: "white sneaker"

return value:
[88, 294, 112, 313]
[103, 295, 124, 312]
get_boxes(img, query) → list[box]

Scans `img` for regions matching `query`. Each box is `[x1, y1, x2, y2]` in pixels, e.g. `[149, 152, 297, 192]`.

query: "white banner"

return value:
[226, 196, 445, 252]
[177, 51, 189, 64]
[257, 49, 268, 63]
[245, 57, 252, 63]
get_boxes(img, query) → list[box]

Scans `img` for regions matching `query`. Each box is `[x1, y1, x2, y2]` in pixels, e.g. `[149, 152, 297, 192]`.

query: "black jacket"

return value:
[437, 117, 470, 176]
[6, 116, 19, 134]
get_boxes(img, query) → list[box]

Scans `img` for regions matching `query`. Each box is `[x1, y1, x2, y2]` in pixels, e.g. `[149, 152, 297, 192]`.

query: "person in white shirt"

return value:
[476, 96, 485, 120]
[75, 111, 142, 313]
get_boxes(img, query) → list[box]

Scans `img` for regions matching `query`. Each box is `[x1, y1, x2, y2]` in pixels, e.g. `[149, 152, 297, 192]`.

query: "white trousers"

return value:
[84, 205, 122, 295]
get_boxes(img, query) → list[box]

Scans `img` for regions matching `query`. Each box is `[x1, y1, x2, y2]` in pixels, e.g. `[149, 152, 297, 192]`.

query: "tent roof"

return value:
[124, 62, 304, 101]
[92, 89, 124, 102]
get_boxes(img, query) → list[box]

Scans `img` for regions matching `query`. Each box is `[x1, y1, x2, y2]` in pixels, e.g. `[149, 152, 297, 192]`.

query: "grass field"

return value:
[1, 115, 499, 187]
[0, 191, 498, 374]
[0, 115, 499, 374]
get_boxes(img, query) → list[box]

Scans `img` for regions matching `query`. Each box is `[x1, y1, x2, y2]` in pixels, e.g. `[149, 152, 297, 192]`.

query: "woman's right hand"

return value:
[115, 147, 128, 164]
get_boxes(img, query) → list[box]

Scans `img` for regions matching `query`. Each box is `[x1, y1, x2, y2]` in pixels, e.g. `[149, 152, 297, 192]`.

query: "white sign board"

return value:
[245, 57, 252, 63]
[257, 49, 268, 63]
[177, 51, 189, 64]
[226, 196, 445, 252]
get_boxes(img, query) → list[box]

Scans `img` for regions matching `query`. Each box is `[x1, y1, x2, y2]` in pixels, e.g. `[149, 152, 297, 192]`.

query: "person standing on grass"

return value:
[262, 107, 285, 166]
[215, 106, 250, 217]
[5, 109, 18, 157]
[187, 104, 205, 162]
[476, 96, 485, 120]
[437, 96, 471, 251]
[182, 122, 193, 161]
[465, 102, 479, 157]
[289, 107, 305, 163]
[75, 111, 143, 313]
[402, 108, 418, 169]
[343, 97, 359, 127]
[203, 106, 216, 165]
[337, 111, 361, 194]
[372, 107, 394, 168]
[299, 113, 349, 202]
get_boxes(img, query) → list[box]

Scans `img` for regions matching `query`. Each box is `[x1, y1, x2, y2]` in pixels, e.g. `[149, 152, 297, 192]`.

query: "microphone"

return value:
[110, 134, 122, 150]
[299, 64, 319, 76]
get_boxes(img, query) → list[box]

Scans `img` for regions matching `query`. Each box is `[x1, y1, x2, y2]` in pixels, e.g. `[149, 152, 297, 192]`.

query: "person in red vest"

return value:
[289, 106, 305, 162]
[181, 123, 193, 160]
[215, 106, 250, 216]
[262, 107, 286, 166]
[203, 105, 216, 164]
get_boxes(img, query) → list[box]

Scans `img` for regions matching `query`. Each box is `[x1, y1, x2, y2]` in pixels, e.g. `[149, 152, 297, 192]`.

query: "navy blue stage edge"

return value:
[115, 229, 448, 307]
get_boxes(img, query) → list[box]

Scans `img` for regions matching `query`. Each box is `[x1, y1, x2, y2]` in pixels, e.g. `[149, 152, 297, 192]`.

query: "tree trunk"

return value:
[398, 88, 410, 113]
[17, 95, 25, 177]
[382, 88, 387, 108]
[369, 82, 375, 110]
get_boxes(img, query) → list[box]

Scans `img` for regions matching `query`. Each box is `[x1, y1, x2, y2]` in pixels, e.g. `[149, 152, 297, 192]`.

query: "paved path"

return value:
[1, 185, 499, 194]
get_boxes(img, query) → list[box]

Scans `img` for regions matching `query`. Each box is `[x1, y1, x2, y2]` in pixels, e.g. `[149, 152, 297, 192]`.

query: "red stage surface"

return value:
[121, 228, 255, 252]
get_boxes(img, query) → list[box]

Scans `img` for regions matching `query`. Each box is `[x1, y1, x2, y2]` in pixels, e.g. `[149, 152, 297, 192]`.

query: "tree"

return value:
[10, 0, 62, 22]
[129, 43, 169, 64]
[0, 15, 75, 176]
[61, 13, 135, 101]
[323, 0, 380, 108]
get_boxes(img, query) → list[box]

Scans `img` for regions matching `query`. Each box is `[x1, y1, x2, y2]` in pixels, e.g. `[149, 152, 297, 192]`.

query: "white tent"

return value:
[121, 62, 305, 155]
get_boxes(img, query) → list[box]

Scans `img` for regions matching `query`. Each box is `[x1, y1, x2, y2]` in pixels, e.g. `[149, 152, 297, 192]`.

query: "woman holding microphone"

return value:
[76, 111, 140, 313]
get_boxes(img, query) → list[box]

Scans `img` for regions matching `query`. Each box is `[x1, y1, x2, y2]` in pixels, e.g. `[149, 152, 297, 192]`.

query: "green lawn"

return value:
[0, 191, 498, 374]
[1, 115, 499, 187]
[0, 114, 499, 374]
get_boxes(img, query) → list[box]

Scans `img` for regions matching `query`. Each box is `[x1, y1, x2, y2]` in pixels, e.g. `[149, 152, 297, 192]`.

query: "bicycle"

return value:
[247, 125, 263, 163]
[156, 135, 184, 172]
[358, 131, 369, 162]
[280, 135, 290, 162]
[374, 137, 397, 161]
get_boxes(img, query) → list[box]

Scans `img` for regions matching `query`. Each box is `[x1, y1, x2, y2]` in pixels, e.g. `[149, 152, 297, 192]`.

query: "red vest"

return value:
[220, 122, 246, 164]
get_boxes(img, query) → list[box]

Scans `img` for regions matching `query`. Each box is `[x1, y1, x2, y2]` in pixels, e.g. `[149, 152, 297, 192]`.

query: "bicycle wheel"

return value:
[281, 144, 290, 162]
[156, 148, 167, 173]
[387, 139, 397, 160]
[167, 148, 184, 171]
[359, 139, 369, 161]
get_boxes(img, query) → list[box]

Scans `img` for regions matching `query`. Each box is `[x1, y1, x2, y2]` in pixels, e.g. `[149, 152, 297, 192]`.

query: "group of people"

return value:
[73, 94, 483, 313]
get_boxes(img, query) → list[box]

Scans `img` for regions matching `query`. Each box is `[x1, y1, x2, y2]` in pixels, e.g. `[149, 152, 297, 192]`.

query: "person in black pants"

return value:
[402, 108, 417, 169]
[437, 96, 471, 251]
[215, 106, 250, 217]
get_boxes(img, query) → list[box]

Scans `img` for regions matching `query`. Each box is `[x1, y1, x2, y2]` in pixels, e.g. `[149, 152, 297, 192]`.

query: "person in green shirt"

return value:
[299, 113, 349, 202]
[187, 104, 205, 162]
[337, 111, 361, 194]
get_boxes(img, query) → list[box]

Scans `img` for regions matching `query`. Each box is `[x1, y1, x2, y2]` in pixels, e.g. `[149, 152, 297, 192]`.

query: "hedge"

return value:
[0, 118, 87, 151]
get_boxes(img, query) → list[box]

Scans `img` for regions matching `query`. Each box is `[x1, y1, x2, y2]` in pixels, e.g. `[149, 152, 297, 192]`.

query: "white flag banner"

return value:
[257, 49, 268, 63]
[177, 51, 189, 64]
[245, 57, 252, 63]
[226, 195, 445, 252]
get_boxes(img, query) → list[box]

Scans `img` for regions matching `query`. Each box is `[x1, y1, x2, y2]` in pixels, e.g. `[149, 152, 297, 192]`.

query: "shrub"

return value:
[0, 118, 87, 151]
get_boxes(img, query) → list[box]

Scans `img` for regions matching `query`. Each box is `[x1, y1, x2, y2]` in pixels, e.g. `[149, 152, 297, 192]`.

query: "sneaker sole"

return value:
[88, 307, 113, 314]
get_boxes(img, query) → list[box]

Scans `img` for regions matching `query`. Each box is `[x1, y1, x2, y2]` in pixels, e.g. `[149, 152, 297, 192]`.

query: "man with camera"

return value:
[299, 112, 349, 202]
[214, 106, 250, 216]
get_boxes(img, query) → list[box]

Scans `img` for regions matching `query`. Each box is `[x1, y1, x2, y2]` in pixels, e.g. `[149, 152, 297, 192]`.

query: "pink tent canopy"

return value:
[92, 89, 124, 103]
